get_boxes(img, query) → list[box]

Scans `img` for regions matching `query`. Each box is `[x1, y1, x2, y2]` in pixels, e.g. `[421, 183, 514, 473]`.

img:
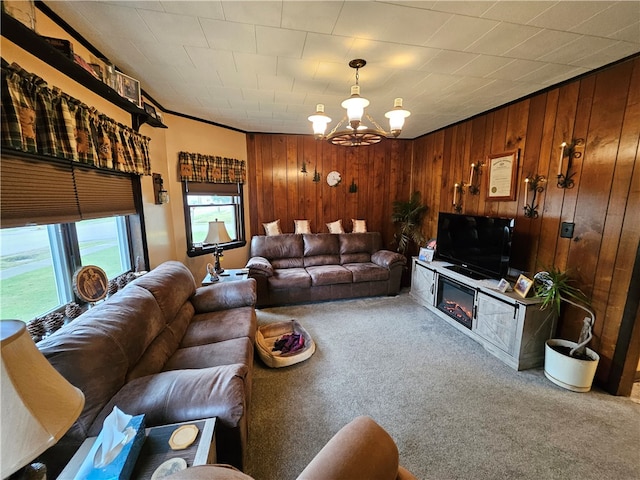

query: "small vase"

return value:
[544, 339, 600, 392]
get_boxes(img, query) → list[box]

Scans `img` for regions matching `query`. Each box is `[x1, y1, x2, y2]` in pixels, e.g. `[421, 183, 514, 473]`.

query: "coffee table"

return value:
[58, 417, 217, 480]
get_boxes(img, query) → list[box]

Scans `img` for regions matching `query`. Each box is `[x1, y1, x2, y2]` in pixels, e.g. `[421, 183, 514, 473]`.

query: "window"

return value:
[0, 217, 133, 321]
[183, 182, 246, 257]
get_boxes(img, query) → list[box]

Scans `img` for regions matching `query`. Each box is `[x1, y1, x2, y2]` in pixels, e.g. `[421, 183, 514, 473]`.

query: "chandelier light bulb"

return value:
[385, 98, 411, 137]
[308, 104, 332, 139]
[342, 85, 370, 129]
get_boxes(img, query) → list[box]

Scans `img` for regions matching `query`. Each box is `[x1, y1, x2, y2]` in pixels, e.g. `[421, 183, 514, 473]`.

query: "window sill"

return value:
[187, 240, 246, 258]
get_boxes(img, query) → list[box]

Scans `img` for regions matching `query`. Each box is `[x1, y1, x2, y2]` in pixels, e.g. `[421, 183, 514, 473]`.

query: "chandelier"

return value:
[308, 59, 410, 146]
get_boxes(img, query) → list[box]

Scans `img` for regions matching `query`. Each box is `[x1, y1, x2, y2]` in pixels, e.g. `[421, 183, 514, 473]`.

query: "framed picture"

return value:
[73, 265, 108, 303]
[418, 247, 435, 262]
[514, 274, 533, 298]
[497, 278, 512, 293]
[114, 70, 141, 108]
[486, 150, 519, 201]
[143, 102, 157, 119]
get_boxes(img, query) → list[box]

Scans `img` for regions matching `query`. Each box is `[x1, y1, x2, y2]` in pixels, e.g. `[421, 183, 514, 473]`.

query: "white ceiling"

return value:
[44, 1, 640, 139]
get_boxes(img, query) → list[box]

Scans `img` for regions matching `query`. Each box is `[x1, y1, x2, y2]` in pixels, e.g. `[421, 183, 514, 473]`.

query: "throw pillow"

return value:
[326, 219, 345, 234]
[352, 219, 367, 233]
[263, 219, 282, 236]
[294, 219, 311, 234]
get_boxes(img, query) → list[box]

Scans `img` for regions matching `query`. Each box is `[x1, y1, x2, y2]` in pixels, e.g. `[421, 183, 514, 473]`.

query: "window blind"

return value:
[1, 155, 137, 228]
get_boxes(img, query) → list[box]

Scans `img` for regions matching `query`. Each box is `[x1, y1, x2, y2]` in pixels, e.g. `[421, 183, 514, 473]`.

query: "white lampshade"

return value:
[307, 104, 332, 139]
[342, 85, 370, 127]
[203, 220, 232, 244]
[1, 320, 85, 478]
[385, 98, 411, 136]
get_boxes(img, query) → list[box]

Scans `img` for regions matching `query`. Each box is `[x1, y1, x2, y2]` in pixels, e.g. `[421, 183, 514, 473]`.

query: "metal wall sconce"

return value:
[557, 138, 584, 189]
[453, 182, 463, 213]
[152, 173, 169, 204]
[349, 178, 358, 193]
[523, 174, 546, 218]
[465, 162, 483, 195]
[312, 167, 321, 183]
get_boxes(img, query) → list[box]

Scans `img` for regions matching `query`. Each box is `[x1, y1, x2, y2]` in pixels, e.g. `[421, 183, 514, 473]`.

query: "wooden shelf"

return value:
[1, 12, 167, 131]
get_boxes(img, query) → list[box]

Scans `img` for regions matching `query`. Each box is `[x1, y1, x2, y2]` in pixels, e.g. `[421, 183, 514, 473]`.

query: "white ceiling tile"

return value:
[233, 53, 277, 76]
[527, 2, 614, 30]
[537, 36, 621, 64]
[277, 91, 307, 105]
[303, 33, 355, 62]
[256, 26, 307, 58]
[465, 22, 542, 55]
[425, 15, 500, 51]
[571, 2, 640, 38]
[221, 1, 282, 27]
[452, 54, 514, 77]
[200, 18, 256, 53]
[504, 29, 583, 61]
[486, 58, 545, 81]
[430, 1, 496, 17]
[347, 39, 441, 70]
[217, 70, 258, 89]
[243, 88, 275, 103]
[160, 1, 224, 19]
[277, 57, 320, 78]
[572, 42, 639, 69]
[421, 50, 479, 74]
[137, 9, 208, 47]
[281, 1, 343, 34]
[258, 74, 294, 91]
[333, 2, 453, 46]
[481, 1, 553, 24]
[133, 41, 195, 68]
[610, 23, 640, 43]
[184, 47, 236, 72]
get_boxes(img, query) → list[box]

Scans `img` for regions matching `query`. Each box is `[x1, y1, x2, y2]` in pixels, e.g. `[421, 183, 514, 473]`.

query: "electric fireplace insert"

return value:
[436, 276, 475, 329]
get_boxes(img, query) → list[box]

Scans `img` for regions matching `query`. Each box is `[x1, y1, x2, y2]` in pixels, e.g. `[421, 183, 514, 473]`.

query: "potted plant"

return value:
[534, 268, 599, 392]
[391, 191, 427, 255]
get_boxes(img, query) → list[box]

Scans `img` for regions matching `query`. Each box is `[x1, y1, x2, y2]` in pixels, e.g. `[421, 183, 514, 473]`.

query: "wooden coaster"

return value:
[168, 424, 199, 450]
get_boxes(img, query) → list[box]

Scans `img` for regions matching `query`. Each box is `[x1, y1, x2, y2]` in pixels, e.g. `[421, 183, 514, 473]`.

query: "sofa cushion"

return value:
[303, 234, 340, 267]
[181, 307, 257, 347]
[164, 337, 253, 372]
[130, 261, 197, 323]
[344, 263, 390, 283]
[306, 265, 353, 286]
[251, 234, 304, 268]
[88, 364, 249, 434]
[268, 268, 311, 289]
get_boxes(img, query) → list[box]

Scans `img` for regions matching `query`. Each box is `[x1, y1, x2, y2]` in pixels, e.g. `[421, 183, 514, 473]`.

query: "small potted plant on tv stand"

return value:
[534, 268, 599, 393]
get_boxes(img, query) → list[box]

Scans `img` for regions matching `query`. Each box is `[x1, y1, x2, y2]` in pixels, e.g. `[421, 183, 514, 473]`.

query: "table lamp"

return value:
[203, 220, 232, 274]
[1, 320, 85, 479]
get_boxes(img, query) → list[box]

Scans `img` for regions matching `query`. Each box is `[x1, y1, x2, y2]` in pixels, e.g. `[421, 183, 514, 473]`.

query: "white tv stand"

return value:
[410, 258, 557, 370]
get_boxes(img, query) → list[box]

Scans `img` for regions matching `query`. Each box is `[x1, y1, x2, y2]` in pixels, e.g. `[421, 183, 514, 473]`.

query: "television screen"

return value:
[435, 212, 514, 280]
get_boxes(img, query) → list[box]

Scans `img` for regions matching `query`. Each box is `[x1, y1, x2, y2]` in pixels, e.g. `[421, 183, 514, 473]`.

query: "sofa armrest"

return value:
[192, 278, 256, 313]
[371, 250, 406, 269]
[246, 256, 274, 277]
[297, 416, 416, 480]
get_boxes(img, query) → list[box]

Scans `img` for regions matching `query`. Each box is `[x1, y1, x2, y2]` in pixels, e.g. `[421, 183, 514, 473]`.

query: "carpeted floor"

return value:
[244, 291, 640, 480]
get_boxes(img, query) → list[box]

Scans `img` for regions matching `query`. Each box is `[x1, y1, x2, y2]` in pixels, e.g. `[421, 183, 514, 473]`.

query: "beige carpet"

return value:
[244, 291, 640, 480]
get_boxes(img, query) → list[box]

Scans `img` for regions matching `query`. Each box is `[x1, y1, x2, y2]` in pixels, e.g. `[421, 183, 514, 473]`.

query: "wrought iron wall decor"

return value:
[523, 174, 546, 218]
[556, 138, 584, 189]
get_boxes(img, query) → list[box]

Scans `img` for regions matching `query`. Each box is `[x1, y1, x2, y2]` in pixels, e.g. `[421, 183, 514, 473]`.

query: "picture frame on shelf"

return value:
[114, 70, 141, 108]
[514, 274, 533, 298]
[143, 102, 157, 119]
[486, 149, 519, 201]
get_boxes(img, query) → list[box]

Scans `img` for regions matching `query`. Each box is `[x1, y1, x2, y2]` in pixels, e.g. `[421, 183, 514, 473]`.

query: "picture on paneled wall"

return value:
[486, 150, 519, 201]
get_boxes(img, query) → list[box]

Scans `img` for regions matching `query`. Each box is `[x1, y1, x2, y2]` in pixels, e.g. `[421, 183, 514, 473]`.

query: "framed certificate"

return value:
[486, 150, 519, 201]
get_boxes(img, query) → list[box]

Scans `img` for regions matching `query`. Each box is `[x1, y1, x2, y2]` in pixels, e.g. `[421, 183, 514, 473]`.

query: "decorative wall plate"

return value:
[73, 265, 108, 303]
[326, 170, 341, 187]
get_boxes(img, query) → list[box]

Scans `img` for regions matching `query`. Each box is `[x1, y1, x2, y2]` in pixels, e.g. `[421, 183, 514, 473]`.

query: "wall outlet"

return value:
[560, 222, 575, 238]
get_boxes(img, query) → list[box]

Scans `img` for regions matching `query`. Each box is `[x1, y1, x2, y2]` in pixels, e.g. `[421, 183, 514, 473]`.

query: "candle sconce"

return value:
[523, 174, 546, 219]
[465, 162, 483, 195]
[453, 182, 463, 213]
[557, 138, 584, 189]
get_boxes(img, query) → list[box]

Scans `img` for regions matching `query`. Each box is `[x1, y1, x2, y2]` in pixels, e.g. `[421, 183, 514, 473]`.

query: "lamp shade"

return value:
[203, 220, 232, 244]
[1, 320, 85, 478]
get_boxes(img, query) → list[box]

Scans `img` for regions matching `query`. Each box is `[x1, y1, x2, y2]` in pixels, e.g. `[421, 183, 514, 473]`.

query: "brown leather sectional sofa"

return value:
[246, 232, 406, 307]
[38, 261, 256, 474]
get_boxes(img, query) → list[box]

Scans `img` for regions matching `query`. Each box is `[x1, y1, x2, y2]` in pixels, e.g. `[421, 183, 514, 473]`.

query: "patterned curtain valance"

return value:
[1, 60, 151, 176]
[179, 151, 246, 184]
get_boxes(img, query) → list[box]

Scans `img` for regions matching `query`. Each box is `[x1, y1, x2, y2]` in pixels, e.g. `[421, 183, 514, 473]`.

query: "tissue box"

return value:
[86, 415, 146, 480]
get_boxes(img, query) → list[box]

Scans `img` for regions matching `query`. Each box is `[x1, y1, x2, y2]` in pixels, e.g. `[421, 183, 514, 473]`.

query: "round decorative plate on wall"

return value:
[326, 170, 342, 187]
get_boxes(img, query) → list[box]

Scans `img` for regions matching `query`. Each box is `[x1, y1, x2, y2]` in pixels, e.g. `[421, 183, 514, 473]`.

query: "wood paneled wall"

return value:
[246, 134, 413, 250]
[246, 55, 639, 393]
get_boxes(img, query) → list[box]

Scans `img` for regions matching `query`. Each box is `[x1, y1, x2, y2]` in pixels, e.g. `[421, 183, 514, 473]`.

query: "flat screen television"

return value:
[435, 212, 514, 280]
